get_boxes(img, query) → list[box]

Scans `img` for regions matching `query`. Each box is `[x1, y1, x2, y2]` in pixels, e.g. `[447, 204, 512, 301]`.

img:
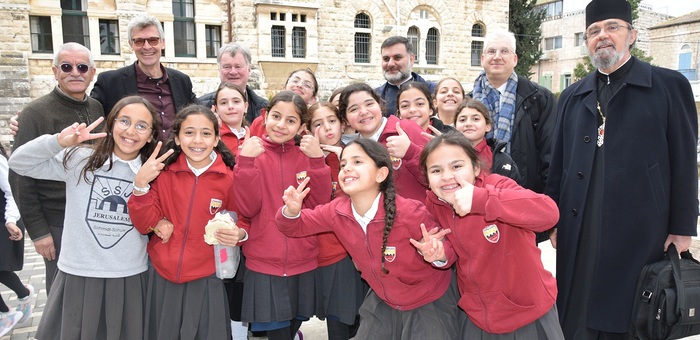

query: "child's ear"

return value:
[486, 123, 492, 133]
[296, 124, 307, 136]
[376, 166, 389, 183]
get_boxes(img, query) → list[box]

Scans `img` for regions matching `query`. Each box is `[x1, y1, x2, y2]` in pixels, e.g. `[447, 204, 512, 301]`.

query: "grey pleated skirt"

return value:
[459, 304, 564, 339]
[35, 269, 147, 340]
[354, 274, 462, 340]
[241, 269, 315, 327]
[144, 266, 231, 340]
[315, 256, 368, 325]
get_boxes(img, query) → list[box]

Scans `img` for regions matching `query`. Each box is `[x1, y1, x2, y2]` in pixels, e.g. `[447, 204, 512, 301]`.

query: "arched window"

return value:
[426, 27, 439, 65]
[354, 13, 371, 63]
[407, 26, 420, 64]
[472, 23, 484, 38]
[471, 23, 485, 66]
[679, 44, 695, 80]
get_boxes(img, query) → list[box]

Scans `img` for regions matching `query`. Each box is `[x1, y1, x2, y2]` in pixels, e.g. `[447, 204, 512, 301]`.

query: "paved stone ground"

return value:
[4, 232, 700, 339]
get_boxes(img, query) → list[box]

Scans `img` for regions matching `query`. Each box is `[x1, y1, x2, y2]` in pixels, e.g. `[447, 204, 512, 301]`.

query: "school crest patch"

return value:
[85, 175, 135, 249]
[482, 224, 500, 243]
[296, 171, 308, 185]
[384, 246, 396, 262]
[210, 198, 222, 215]
[390, 157, 402, 170]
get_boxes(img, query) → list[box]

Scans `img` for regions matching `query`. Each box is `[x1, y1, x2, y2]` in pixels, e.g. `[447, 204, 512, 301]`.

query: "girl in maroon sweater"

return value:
[420, 132, 562, 338]
[338, 83, 430, 202]
[277, 138, 460, 340]
[306, 102, 367, 340]
[130, 105, 246, 339]
[235, 91, 331, 340]
[212, 83, 248, 156]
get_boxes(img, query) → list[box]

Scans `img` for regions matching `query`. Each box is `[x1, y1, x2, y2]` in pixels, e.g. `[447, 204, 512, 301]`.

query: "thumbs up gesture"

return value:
[386, 122, 411, 159]
[133, 141, 174, 194]
[239, 126, 265, 158]
[300, 126, 324, 158]
[448, 173, 475, 217]
[57, 116, 107, 147]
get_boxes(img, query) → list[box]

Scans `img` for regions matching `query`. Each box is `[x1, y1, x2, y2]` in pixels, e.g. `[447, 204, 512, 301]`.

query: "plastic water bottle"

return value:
[213, 210, 240, 279]
[214, 244, 240, 279]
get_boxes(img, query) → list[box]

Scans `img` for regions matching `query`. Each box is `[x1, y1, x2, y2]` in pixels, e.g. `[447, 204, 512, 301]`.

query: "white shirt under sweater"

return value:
[9, 134, 148, 278]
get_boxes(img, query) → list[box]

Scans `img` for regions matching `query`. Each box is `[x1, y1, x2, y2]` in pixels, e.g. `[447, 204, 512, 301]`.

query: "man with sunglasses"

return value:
[10, 42, 105, 295]
[545, 0, 698, 338]
[91, 15, 198, 141]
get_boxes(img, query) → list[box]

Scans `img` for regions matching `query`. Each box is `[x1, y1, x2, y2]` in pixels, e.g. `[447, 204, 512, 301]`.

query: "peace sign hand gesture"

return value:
[282, 177, 311, 217]
[133, 142, 174, 193]
[57, 117, 107, 147]
[410, 223, 451, 263]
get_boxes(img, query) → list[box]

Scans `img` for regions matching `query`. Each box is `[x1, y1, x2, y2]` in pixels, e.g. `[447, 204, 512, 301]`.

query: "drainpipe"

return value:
[227, 0, 233, 42]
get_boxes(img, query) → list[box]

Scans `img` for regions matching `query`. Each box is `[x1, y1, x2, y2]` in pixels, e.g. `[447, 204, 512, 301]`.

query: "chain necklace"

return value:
[596, 101, 606, 147]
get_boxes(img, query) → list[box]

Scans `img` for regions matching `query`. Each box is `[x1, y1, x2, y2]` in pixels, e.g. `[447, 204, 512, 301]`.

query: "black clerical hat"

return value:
[586, 0, 632, 27]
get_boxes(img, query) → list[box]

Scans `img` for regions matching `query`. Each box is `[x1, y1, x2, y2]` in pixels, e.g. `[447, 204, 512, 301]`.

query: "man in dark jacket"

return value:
[90, 15, 198, 141]
[471, 29, 557, 196]
[198, 43, 268, 125]
[375, 36, 436, 117]
[545, 0, 698, 338]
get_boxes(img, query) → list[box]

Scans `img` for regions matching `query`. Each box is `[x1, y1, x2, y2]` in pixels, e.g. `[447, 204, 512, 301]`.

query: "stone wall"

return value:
[0, 0, 509, 146]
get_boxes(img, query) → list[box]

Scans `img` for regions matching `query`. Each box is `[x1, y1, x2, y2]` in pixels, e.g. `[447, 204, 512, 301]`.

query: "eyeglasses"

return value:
[585, 23, 631, 39]
[484, 48, 513, 57]
[131, 37, 161, 47]
[114, 117, 152, 134]
[288, 77, 315, 91]
[59, 63, 90, 74]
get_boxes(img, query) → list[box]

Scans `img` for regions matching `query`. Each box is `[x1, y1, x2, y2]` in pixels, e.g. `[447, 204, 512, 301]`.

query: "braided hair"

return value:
[342, 138, 396, 274]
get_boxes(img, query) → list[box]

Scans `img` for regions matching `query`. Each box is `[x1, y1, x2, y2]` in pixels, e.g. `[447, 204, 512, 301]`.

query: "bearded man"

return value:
[545, 0, 699, 338]
[375, 36, 436, 116]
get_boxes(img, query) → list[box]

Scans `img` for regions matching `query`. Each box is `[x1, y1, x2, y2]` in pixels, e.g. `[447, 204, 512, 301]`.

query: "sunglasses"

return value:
[59, 63, 90, 74]
[131, 37, 161, 47]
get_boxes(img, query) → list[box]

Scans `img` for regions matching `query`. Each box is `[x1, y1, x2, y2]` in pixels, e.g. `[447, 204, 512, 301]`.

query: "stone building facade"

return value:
[0, 0, 510, 145]
[648, 10, 700, 86]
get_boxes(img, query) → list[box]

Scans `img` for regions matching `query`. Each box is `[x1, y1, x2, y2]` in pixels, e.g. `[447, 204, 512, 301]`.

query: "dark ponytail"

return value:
[343, 138, 395, 274]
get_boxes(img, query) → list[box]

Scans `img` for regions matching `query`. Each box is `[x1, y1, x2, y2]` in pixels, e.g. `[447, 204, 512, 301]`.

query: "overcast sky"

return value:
[641, 1, 700, 17]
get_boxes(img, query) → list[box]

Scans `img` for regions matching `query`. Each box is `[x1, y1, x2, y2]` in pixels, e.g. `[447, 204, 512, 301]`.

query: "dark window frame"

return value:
[173, 0, 196, 57]
[426, 27, 439, 65]
[292, 27, 306, 58]
[271, 25, 286, 57]
[30, 16, 53, 53]
[205, 25, 221, 58]
[99, 19, 120, 55]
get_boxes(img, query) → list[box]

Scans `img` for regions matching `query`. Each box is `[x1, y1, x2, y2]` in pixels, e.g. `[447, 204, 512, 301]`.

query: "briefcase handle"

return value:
[667, 243, 700, 321]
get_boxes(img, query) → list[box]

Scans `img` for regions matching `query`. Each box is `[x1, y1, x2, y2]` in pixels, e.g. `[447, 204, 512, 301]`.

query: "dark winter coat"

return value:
[510, 76, 557, 194]
[545, 57, 699, 332]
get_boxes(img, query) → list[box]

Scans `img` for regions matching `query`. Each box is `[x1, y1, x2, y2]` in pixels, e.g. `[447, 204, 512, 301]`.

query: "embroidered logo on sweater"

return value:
[390, 157, 402, 170]
[482, 224, 500, 243]
[384, 246, 396, 262]
[296, 171, 307, 185]
[86, 175, 135, 249]
[210, 199, 222, 215]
